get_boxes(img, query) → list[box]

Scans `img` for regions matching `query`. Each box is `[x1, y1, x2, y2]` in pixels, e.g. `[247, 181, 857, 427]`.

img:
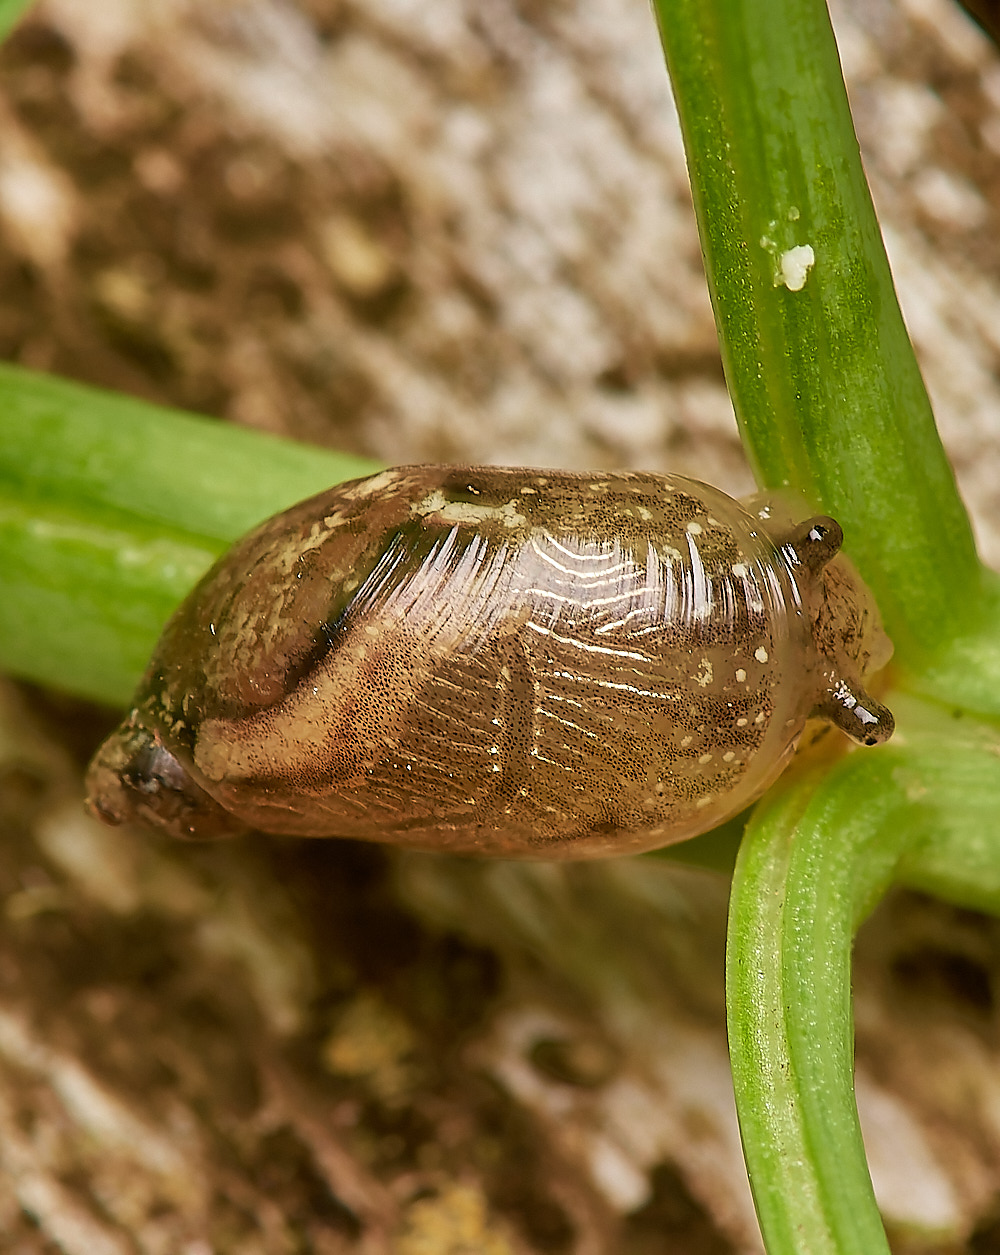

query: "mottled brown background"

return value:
[2, 0, 1000, 1251]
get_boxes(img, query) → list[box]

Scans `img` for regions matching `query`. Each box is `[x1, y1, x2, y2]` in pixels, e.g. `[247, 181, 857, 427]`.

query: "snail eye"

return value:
[785, 515, 843, 573]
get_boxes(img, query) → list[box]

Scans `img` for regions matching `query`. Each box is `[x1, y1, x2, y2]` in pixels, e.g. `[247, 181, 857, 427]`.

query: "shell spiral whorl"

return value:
[86, 466, 894, 858]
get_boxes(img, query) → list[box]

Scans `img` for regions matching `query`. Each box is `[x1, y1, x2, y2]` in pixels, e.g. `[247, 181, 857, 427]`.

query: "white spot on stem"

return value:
[779, 244, 815, 291]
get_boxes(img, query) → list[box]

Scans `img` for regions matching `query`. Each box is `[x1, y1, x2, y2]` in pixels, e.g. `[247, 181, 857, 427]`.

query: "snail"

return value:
[86, 465, 894, 858]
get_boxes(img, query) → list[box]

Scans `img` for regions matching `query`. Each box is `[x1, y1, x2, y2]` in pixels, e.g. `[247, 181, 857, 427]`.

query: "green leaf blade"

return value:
[0, 366, 383, 704]
[0, 488, 223, 704]
[0, 364, 380, 542]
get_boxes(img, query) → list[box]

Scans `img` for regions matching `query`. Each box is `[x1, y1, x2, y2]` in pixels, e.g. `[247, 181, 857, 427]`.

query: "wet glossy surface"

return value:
[86, 467, 893, 856]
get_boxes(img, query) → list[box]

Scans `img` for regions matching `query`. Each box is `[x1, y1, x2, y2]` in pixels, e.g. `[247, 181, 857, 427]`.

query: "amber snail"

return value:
[86, 466, 894, 858]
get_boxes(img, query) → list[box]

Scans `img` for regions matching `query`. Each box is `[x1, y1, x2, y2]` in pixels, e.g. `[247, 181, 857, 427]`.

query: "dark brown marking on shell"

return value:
[85, 466, 895, 858]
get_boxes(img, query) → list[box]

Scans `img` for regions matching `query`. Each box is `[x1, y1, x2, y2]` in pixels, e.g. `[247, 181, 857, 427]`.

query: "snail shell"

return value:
[86, 466, 893, 858]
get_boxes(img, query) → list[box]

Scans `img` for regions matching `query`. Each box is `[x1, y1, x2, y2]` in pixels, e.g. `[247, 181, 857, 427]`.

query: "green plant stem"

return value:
[727, 753, 918, 1255]
[650, 3, 1000, 1244]
[728, 692, 1000, 1254]
[651, 0, 983, 667]
[0, 365, 379, 703]
[915, 572, 1000, 724]
[890, 693, 1000, 913]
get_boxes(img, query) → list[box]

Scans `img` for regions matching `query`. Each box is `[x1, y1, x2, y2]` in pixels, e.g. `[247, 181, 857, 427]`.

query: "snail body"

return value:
[86, 466, 893, 858]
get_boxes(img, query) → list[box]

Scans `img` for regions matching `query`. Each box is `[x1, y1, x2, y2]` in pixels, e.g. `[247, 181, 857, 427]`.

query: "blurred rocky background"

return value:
[2, 0, 1000, 1250]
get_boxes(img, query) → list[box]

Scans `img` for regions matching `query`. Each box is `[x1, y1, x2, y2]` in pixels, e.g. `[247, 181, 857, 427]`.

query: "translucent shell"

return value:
[86, 467, 893, 858]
